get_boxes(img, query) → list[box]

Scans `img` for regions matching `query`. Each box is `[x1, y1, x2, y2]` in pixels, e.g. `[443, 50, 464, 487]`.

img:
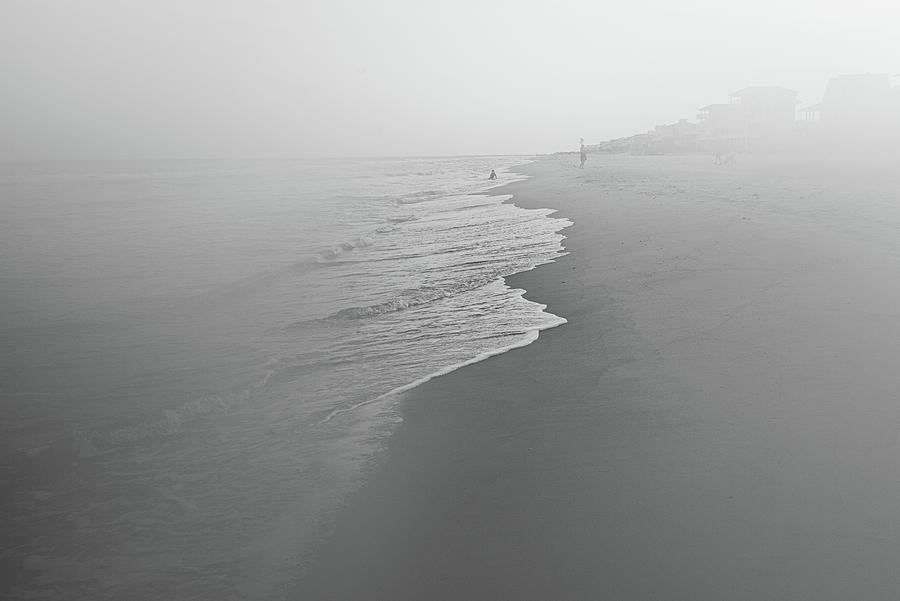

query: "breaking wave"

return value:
[313, 214, 413, 263]
[329, 275, 504, 320]
[319, 313, 566, 425]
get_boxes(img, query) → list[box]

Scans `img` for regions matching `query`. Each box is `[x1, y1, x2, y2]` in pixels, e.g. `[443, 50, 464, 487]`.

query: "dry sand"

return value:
[294, 152, 900, 600]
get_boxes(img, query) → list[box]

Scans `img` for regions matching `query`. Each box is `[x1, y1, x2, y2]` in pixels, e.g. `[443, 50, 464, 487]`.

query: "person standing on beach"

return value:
[489, 169, 497, 180]
[579, 146, 587, 168]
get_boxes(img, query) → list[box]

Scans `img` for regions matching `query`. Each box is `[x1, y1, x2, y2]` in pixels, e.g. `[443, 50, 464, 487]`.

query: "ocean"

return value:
[0, 156, 570, 599]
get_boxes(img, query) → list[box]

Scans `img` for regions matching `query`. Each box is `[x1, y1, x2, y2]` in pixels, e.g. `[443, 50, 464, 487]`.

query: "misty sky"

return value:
[2, 0, 897, 160]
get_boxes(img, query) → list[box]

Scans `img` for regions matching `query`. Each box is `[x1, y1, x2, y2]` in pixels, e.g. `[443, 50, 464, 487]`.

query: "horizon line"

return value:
[0, 152, 550, 163]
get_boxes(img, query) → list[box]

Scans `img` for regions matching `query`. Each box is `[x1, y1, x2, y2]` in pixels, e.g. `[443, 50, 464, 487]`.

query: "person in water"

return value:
[489, 169, 497, 180]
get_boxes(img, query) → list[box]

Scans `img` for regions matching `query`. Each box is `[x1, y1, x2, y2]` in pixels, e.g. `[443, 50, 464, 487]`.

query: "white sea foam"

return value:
[320, 304, 566, 425]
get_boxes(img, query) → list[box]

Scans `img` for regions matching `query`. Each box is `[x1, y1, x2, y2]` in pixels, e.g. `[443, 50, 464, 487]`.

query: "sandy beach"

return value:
[294, 152, 900, 600]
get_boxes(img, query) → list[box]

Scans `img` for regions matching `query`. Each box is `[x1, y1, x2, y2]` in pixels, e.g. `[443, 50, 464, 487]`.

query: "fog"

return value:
[2, 0, 898, 159]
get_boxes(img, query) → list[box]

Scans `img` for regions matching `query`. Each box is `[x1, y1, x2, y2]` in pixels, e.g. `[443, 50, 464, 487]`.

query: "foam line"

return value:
[318, 315, 565, 425]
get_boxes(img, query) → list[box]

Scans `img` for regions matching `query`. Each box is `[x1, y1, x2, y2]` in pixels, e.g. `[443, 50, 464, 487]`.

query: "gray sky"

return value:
[2, 0, 897, 159]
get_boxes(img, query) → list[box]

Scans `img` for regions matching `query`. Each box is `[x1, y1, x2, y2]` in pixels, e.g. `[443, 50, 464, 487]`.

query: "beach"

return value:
[293, 152, 900, 600]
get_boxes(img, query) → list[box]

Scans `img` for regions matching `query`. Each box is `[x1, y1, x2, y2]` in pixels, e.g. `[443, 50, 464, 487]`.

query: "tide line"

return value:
[318, 315, 566, 425]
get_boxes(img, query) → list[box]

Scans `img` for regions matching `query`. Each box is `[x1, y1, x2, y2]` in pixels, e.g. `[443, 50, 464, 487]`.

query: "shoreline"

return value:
[294, 152, 900, 600]
[319, 161, 567, 425]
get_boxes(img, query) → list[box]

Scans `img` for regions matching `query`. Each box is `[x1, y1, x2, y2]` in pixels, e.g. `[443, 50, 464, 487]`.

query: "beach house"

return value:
[822, 73, 894, 137]
[697, 86, 798, 150]
[696, 103, 746, 149]
[647, 119, 702, 153]
[798, 73, 900, 148]
[729, 87, 798, 134]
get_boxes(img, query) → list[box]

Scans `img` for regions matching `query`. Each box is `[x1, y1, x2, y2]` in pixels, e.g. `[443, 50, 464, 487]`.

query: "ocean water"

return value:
[0, 156, 570, 599]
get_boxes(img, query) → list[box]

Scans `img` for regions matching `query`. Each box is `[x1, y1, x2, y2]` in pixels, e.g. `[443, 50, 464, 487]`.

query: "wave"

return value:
[3, 362, 279, 488]
[329, 273, 504, 320]
[318, 314, 566, 424]
[313, 214, 414, 263]
[161, 259, 322, 315]
[322, 246, 565, 322]
[395, 189, 448, 204]
[316, 236, 374, 262]
[169, 211, 420, 309]
[84, 362, 277, 451]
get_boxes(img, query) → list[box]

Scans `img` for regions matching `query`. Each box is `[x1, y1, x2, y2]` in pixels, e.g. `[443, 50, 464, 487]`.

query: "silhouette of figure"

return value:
[489, 169, 497, 180]
[579, 147, 587, 168]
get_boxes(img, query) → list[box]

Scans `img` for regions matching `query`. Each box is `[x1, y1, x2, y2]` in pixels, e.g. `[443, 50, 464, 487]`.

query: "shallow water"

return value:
[0, 156, 570, 599]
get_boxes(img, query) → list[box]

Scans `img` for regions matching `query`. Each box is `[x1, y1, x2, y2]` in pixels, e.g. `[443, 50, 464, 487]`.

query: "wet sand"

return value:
[294, 152, 900, 600]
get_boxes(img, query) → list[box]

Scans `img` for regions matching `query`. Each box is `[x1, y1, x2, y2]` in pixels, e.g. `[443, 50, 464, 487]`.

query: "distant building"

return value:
[697, 103, 746, 147]
[591, 76, 899, 156]
[823, 73, 894, 137]
[628, 133, 652, 155]
[799, 73, 900, 147]
[822, 73, 891, 121]
[643, 119, 702, 153]
[697, 86, 798, 149]
[729, 86, 798, 135]
[798, 103, 822, 122]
